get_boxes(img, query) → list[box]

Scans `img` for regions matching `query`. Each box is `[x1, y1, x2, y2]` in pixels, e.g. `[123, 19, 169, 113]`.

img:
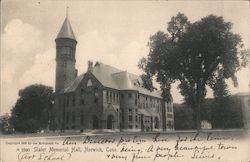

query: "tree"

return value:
[211, 96, 244, 129]
[0, 113, 12, 134]
[10, 84, 53, 133]
[174, 104, 195, 129]
[138, 13, 247, 129]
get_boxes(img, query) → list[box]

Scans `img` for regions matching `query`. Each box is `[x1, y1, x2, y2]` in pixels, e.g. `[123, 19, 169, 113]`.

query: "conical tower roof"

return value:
[56, 17, 76, 40]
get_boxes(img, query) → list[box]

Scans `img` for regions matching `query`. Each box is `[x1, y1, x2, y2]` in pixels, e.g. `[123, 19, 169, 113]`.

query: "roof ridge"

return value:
[93, 61, 139, 78]
[111, 70, 127, 75]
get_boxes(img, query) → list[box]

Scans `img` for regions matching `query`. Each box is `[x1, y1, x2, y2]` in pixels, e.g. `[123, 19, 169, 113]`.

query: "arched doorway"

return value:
[92, 115, 99, 129]
[107, 115, 114, 129]
[154, 117, 159, 129]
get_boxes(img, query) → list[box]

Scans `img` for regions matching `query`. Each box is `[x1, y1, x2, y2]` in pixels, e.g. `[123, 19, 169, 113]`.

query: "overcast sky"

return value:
[1, 0, 249, 115]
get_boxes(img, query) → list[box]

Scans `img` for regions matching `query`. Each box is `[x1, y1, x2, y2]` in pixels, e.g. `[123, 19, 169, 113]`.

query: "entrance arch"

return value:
[107, 115, 114, 129]
[92, 115, 99, 129]
[154, 117, 159, 129]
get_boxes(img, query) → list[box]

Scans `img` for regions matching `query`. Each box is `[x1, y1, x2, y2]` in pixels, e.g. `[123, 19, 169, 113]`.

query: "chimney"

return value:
[88, 61, 93, 72]
[95, 61, 100, 67]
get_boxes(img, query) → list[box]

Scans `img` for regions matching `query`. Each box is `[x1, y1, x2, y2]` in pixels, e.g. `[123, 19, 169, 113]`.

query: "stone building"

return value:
[53, 15, 174, 132]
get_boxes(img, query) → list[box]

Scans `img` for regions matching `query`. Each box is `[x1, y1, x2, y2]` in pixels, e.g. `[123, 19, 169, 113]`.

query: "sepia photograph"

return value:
[0, 0, 249, 161]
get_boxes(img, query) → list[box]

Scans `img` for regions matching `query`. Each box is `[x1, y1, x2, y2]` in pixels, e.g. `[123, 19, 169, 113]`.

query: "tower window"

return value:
[70, 48, 73, 56]
[62, 61, 67, 67]
[128, 93, 132, 98]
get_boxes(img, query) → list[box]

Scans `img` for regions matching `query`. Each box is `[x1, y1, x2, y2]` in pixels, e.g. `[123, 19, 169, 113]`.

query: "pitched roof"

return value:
[112, 71, 134, 90]
[64, 62, 162, 98]
[56, 17, 76, 40]
[64, 73, 84, 92]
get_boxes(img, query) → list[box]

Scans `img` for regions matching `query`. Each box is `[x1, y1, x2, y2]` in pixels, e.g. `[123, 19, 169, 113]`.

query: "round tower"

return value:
[55, 15, 77, 94]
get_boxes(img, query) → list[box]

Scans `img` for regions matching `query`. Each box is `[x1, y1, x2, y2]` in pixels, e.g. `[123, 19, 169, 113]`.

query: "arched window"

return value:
[106, 91, 109, 103]
[87, 79, 92, 87]
[113, 92, 115, 103]
[109, 92, 112, 103]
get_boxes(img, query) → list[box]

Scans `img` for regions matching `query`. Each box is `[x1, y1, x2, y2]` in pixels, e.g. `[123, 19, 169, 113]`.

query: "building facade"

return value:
[53, 15, 174, 132]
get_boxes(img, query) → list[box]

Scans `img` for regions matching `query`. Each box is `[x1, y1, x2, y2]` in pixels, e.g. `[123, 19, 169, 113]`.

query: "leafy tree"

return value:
[10, 84, 53, 133]
[0, 113, 11, 134]
[211, 96, 243, 129]
[139, 73, 156, 92]
[139, 13, 247, 129]
[174, 97, 243, 130]
[173, 104, 195, 129]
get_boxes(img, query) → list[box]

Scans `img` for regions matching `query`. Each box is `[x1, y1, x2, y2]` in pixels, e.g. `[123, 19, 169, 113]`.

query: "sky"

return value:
[1, 0, 249, 115]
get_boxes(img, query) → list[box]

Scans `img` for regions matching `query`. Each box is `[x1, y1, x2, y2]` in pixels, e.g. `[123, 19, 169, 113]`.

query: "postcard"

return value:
[1, 0, 249, 162]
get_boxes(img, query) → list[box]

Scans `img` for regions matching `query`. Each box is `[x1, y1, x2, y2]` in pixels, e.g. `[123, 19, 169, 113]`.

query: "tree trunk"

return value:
[196, 102, 201, 130]
[195, 82, 202, 130]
